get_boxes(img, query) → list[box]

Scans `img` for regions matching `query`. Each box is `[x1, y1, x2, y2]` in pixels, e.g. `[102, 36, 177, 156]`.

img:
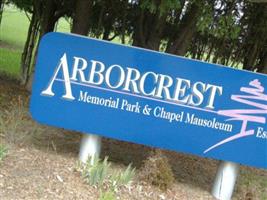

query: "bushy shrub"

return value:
[140, 150, 174, 191]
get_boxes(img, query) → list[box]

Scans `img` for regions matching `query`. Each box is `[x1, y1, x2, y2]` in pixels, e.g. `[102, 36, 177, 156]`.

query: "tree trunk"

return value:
[132, 9, 146, 47]
[96, 3, 105, 38]
[243, 40, 260, 70]
[102, 20, 112, 41]
[132, 6, 166, 50]
[261, 65, 267, 74]
[212, 36, 226, 64]
[196, 43, 205, 60]
[242, 4, 267, 71]
[20, 11, 39, 85]
[121, 9, 127, 44]
[71, 0, 92, 35]
[0, 0, 4, 28]
[39, 0, 57, 37]
[102, 28, 110, 40]
[205, 42, 214, 62]
[166, 1, 204, 56]
[256, 48, 267, 74]
[23, 0, 60, 88]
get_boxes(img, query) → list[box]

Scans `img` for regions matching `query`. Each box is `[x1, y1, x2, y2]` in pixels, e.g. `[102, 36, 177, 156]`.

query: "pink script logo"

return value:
[204, 79, 267, 153]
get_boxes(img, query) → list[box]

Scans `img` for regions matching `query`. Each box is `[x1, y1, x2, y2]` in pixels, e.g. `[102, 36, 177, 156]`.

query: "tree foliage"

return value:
[4, 0, 267, 85]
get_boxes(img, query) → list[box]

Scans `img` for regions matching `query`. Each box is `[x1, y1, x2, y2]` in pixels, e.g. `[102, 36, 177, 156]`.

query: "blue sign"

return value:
[30, 32, 267, 169]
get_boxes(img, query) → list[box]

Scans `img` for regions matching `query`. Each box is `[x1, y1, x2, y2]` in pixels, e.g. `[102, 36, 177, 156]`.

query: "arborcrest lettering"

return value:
[41, 53, 223, 109]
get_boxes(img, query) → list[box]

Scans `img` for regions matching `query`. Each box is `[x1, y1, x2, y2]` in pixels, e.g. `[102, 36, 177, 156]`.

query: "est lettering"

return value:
[256, 127, 267, 139]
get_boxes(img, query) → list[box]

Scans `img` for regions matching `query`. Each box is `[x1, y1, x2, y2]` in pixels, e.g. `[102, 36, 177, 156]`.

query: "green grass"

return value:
[0, 6, 123, 78]
[56, 17, 72, 33]
[0, 6, 72, 77]
[0, 6, 29, 77]
[0, 6, 30, 49]
[99, 190, 116, 200]
[0, 144, 8, 162]
[0, 6, 71, 49]
[0, 48, 21, 76]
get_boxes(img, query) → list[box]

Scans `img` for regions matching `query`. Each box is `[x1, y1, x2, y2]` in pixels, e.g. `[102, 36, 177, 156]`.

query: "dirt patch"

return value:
[0, 41, 21, 51]
[0, 146, 98, 200]
[0, 75, 266, 200]
[0, 74, 27, 109]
